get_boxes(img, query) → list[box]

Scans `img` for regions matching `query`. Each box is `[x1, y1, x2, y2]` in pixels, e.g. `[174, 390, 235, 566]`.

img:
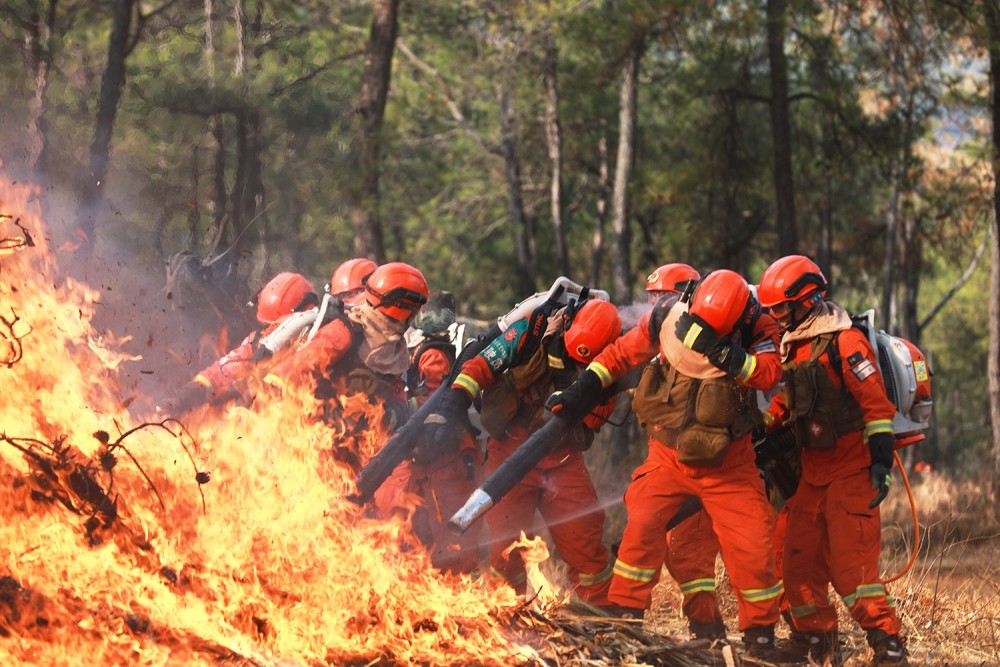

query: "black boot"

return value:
[598, 604, 644, 620]
[776, 630, 840, 665]
[867, 628, 909, 666]
[743, 624, 776, 660]
[689, 617, 727, 641]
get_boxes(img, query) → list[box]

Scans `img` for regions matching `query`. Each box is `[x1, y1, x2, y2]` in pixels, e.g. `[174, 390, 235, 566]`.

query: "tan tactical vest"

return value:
[631, 303, 760, 467]
[479, 344, 557, 440]
[780, 334, 864, 449]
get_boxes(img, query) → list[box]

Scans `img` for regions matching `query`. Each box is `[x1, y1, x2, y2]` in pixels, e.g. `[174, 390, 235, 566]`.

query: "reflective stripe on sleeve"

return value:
[588, 362, 613, 388]
[453, 373, 480, 398]
[865, 419, 894, 438]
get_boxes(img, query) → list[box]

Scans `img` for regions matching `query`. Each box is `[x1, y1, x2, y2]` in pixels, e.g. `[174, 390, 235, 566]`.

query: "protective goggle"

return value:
[782, 272, 827, 299]
[366, 284, 428, 312]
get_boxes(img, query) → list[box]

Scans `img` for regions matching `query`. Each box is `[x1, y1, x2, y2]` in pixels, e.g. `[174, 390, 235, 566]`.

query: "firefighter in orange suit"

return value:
[758, 255, 907, 667]
[173, 272, 318, 411]
[263, 263, 428, 480]
[548, 270, 784, 660]
[422, 298, 622, 604]
[383, 291, 482, 573]
[645, 264, 726, 640]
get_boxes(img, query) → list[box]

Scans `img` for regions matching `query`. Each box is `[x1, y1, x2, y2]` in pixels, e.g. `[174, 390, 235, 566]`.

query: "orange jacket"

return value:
[264, 317, 358, 392]
[767, 327, 896, 485]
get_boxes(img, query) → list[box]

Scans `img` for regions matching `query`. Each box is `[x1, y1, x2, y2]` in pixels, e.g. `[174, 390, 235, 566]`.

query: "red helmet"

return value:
[563, 299, 622, 364]
[645, 263, 700, 296]
[364, 262, 429, 322]
[758, 255, 827, 309]
[330, 258, 377, 298]
[256, 272, 316, 324]
[689, 269, 753, 336]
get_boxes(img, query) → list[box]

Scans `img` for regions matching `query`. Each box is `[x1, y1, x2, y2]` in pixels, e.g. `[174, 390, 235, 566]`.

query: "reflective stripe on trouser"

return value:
[665, 509, 723, 624]
[609, 438, 781, 630]
[485, 437, 612, 605]
[783, 471, 902, 635]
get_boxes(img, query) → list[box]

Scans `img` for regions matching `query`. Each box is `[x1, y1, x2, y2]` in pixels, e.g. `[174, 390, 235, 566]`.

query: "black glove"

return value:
[675, 311, 749, 378]
[545, 368, 603, 423]
[415, 387, 473, 465]
[867, 432, 895, 509]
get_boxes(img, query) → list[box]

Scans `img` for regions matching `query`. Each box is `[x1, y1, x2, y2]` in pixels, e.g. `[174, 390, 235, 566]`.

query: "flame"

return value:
[0, 178, 542, 665]
[501, 533, 568, 611]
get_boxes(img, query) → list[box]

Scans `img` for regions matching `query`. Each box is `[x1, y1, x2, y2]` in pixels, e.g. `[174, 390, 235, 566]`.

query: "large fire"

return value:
[0, 179, 543, 665]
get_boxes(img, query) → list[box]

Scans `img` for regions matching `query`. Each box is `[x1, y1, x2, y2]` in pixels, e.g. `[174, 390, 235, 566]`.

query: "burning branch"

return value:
[0, 214, 35, 254]
[0, 307, 30, 367]
[104, 417, 211, 512]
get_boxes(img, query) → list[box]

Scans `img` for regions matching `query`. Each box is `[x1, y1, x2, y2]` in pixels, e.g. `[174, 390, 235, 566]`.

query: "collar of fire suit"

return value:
[778, 299, 853, 359]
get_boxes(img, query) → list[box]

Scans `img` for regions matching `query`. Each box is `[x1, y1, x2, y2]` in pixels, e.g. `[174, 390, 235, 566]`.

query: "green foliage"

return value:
[0, 0, 993, 471]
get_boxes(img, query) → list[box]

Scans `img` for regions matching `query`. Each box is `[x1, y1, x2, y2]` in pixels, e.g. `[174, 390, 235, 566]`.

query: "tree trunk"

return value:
[610, 43, 641, 304]
[987, 1, 1000, 490]
[881, 155, 901, 330]
[591, 120, 610, 287]
[350, 0, 398, 263]
[543, 25, 568, 277]
[78, 0, 135, 258]
[499, 87, 536, 296]
[766, 0, 797, 255]
[23, 0, 56, 173]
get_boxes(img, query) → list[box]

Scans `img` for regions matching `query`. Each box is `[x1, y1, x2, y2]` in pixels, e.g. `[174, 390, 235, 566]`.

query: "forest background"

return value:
[1, 0, 1000, 486]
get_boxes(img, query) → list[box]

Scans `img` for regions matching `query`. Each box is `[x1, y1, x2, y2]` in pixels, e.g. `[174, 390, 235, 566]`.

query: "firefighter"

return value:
[644, 264, 727, 641]
[422, 298, 623, 605]
[171, 271, 319, 412]
[548, 269, 784, 659]
[329, 257, 377, 306]
[384, 290, 483, 573]
[263, 262, 428, 472]
[757, 255, 908, 666]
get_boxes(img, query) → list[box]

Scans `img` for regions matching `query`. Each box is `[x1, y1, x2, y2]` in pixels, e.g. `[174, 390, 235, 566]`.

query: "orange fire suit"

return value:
[765, 316, 902, 636]
[381, 343, 482, 573]
[264, 314, 410, 510]
[587, 303, 784, 630]
[450, 318, 614, 604]
[194, 328, 266, 399]
[665, 510, 723, 628]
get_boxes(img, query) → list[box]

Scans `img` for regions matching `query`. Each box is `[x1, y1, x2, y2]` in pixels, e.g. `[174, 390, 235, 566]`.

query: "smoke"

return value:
[617, 301, 653, 332]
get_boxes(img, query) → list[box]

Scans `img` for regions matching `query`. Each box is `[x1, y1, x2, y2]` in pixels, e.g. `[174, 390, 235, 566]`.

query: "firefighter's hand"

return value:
[417, 388, 472, 465]
[867, 432, 895, 509]
[676, 311, 748, 378]
[546, 368, 602, 423]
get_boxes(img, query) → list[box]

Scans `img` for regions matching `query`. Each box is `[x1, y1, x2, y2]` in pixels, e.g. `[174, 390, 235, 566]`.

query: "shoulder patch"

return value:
[851, 358, 877, 382]
[751, 338, 776, 354]
[504, 327, 518, 341]
[847, 351, 864, 366]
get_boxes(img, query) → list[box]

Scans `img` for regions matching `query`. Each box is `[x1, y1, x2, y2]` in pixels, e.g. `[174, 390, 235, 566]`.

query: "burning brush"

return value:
[0, 178, 731, 666]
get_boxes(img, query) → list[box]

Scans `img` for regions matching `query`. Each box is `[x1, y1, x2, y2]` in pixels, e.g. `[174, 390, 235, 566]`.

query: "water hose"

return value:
[883, 449, 920, 583]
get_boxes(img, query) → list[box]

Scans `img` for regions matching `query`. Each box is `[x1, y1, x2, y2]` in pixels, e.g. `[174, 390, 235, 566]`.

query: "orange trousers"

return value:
[665, 510, 722, 625]
[783, 470, 902, 635]
[609, 438, 782, 630]
[375, 434, 483, 574]
[485, 435, 613, 604]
